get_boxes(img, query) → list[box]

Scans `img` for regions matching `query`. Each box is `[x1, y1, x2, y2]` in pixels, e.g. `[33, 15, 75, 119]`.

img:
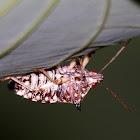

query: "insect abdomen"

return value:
[9, 71, 60, 103]
[8, 66, 92, 106]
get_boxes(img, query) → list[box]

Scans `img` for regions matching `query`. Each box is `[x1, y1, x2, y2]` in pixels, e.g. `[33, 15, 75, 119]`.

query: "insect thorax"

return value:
[8, 65, 103, 106]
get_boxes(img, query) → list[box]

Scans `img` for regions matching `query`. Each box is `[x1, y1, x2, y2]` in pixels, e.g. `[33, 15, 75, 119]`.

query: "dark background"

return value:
[0, 37, 140, 140]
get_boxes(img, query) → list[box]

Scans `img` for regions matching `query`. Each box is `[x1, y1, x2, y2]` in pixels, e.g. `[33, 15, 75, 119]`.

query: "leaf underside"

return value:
[0, 0, 140, 78]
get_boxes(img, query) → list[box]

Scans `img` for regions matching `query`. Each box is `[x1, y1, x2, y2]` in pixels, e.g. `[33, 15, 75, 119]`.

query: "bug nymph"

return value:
[6, 60, 103, 111]
[0, 40, 131, 111]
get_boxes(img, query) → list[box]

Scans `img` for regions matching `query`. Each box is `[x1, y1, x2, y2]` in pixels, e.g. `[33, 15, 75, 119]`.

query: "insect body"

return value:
[8, 64, 103, 110]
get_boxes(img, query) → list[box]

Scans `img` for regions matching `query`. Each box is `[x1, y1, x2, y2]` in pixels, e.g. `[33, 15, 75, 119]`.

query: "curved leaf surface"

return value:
[0, 0, 109, 77]
[0, 0, 140, 78]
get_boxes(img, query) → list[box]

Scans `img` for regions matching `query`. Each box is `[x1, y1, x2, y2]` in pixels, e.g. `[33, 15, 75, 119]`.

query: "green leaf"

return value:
[0, 0, 140, 77]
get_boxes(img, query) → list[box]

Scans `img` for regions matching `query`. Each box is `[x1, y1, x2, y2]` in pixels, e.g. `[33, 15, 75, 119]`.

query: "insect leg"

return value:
[35, 69, 70, 85]
[0, 76, 33, 91]
[68, 55, 91, 70]
[78, 53, 92, 70]
[38, 77, 70, 91]
[35, 69, 55, 83]
[78, 56, 84, 68]
[77, 53, 92, 76]
[78, 56, 85, 75]
[69, 58, 77, 69]
[82, 53, 91, 69]
[38, 82, 55, 91]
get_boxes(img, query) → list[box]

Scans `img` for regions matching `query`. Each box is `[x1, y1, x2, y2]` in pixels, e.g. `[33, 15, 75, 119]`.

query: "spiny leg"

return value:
[0, 76, 33, 91]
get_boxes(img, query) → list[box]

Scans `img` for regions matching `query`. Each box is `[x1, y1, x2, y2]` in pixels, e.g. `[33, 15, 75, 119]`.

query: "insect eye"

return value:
[92, 83, 97, 88]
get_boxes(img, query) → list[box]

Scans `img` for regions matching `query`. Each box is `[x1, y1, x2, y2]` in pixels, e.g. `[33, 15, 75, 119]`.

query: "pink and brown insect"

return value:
[0, 40, 131, 111]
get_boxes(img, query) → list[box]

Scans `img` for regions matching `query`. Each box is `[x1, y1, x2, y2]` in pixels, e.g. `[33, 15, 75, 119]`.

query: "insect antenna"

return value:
[99, 39, 131, 74]
[99, 82, 131, 112]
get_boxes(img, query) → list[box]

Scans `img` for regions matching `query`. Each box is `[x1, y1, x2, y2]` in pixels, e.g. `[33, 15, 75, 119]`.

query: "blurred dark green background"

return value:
[0, 37, 140, 140]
